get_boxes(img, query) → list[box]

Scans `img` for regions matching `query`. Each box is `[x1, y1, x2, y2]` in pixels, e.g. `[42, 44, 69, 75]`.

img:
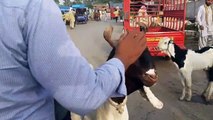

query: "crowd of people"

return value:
[62, 7, 124, 30]
[89, 7, 124, 22]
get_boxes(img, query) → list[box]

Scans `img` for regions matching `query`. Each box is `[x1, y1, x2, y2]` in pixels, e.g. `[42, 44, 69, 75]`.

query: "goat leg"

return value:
[178, 71, 186, 101]
[143, 86, 163, 109]
[202, 82, 213, 103]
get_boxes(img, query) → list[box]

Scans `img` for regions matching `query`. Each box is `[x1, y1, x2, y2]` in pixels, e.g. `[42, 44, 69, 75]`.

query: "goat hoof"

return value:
[153, 101, 164, 109]
[179, 97, 184, 101]
[204, 101, 211, 105]
[202, 96, 211, 105]
[201, 94, 207, 100]
[185, 98, 191, 102]
[202, 95, 211, 104]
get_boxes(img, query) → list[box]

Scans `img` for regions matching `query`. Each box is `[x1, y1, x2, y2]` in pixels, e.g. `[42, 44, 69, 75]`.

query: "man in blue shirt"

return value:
[0, 0, 147, 119]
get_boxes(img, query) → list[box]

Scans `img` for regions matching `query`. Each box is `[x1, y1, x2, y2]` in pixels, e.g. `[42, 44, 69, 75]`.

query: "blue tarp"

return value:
[59, 5, 70, 12]
[72, 4, 86, 9]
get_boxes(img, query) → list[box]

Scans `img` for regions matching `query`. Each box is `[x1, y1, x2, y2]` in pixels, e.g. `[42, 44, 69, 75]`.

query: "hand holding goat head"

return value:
[114, 30, 147, 70]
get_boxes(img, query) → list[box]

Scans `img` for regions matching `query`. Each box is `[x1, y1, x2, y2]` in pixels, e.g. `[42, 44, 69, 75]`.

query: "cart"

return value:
[75, 8, 88, 24]
[123, 0, 187, 56]
[72, 4, 88, 24]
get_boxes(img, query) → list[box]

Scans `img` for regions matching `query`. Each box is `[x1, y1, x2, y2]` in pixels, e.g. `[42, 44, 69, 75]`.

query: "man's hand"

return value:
[114, 30, 147, 70]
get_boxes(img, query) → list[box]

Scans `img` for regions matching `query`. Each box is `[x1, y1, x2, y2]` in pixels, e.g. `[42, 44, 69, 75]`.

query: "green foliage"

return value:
[111, 0, 123, 3]
[93, 0, 122, 4]
[83, 0, 93, 8]
[95, 0, 109, 4]
[54, 0, 60, 4]
[185, 24, 198, 31]
[73, 0, 82, 4]
[64, 0, 72, 6]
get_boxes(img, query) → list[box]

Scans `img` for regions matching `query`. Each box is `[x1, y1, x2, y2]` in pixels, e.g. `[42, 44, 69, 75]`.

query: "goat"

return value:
[158, 37, 213, 102]
[71, 26, 163, 120]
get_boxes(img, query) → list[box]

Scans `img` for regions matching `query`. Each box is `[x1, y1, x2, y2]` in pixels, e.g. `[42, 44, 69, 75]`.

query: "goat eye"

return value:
[164, 42, 167, 44]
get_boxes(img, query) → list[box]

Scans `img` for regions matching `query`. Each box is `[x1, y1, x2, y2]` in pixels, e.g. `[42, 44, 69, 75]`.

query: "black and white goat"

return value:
[71, 26, 163, 120]
[158, 37, 213, 102]
[104, 25, 163, 105]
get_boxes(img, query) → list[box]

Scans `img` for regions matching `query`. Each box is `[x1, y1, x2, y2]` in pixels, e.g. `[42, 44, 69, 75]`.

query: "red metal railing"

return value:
[123, 0, 186, 56]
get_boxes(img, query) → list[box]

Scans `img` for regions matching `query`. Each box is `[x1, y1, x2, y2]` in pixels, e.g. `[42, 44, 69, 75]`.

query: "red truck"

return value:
[123, 0, 187, 56]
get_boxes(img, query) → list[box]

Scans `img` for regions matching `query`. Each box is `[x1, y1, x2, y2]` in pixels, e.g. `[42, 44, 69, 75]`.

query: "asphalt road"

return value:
[66, 20, 213, 120]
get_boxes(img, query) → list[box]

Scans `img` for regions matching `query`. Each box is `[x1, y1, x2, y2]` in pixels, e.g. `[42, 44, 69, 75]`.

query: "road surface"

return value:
[66, 20, 213, 120]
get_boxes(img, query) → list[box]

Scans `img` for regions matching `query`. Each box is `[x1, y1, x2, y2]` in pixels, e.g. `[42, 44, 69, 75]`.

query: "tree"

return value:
[73, 0, 83, 4]
[64, 0, 72, 6]
[93, 0, 122, 4]
[54, 0, 60, 4]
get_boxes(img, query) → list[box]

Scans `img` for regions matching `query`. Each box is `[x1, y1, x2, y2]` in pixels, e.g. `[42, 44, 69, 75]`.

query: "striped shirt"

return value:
[0, 0, 126, 119]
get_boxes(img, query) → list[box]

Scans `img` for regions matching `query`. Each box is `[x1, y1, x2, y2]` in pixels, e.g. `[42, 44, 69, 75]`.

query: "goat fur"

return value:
[158, 37, 213, 102]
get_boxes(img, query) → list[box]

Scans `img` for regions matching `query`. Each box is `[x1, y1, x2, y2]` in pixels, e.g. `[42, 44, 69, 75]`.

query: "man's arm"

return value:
[196, 6, 204, 30]
[26, 0, 126, 115]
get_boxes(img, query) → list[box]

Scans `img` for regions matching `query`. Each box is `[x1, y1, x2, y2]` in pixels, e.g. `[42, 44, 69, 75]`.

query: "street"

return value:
[66, 20, 213, 120]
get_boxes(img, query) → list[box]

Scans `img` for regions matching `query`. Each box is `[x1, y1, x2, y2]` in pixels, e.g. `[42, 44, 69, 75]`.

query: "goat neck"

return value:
[169, 43, 188, 68]
[138, 48, 155, 70]
[164, 42, 175, 57]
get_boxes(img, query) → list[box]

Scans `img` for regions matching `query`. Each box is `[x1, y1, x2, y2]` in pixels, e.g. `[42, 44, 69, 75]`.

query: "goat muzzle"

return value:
[142, 73, 158, 87]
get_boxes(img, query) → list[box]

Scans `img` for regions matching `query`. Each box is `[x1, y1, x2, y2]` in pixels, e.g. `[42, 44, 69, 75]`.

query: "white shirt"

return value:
[197, 5, 213, 36]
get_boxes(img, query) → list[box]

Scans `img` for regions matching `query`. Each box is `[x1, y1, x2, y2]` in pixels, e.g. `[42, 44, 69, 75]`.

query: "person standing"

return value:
[196, 0, 213, 49]
[69, 9, 76, 29]
[136, 5, 151, 27]
[63, 9, 76, 29]
[103, 9, 108, 22]
[119, 8, 124, 22]
[113, 8, 119, 23]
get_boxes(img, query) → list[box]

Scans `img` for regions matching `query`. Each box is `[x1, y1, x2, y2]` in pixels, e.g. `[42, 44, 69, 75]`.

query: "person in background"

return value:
[94, 9, 100, 21]
[134, 5, 152, 32]
[119, 8, 124, 22]
[113, 8, 119, 23]
[89, 9, 94, 21]
[196, 0, 213, 49]
[63, 8, 76, 29]
[0, 0, 147, 120]
[136, 5, 150, 27]
[103, 9, 108, 22]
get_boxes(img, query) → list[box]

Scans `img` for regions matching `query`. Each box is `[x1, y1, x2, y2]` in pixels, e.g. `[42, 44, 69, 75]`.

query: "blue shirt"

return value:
[0, 0, 126, 119]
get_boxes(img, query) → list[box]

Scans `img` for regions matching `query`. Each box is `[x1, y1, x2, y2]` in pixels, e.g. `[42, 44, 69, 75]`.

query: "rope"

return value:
[108, 97, 127, 114]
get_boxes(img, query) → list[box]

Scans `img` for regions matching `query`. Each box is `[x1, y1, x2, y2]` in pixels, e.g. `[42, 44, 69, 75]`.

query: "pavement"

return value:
[67, 20, 213, 120]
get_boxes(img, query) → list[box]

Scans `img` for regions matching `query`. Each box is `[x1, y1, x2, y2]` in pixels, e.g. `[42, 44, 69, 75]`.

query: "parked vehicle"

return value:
[59, 5, 70, 14]
[72, 4, 88, 24]
[123, 0, 187, 56]
[75, 8, 88, 24]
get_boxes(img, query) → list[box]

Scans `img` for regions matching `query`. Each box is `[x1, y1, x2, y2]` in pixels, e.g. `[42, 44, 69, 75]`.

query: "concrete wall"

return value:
[186, 0, 205, 19]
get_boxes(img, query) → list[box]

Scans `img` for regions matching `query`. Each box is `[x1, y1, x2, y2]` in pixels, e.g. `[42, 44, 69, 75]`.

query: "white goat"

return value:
[158, 37, 213, 102]
[71, 85, 163, 120]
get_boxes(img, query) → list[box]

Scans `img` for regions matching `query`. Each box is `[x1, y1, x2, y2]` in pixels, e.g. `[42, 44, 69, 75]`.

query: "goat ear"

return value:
[168, 40, 173, 44]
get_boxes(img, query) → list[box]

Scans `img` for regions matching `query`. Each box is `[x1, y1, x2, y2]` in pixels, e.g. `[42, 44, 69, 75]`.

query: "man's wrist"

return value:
[114, 56, 129, 70]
